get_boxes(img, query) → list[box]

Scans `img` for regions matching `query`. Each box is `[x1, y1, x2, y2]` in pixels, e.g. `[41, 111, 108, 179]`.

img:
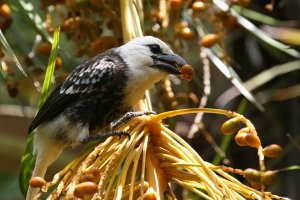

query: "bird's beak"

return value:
[152, 54, 187, 74]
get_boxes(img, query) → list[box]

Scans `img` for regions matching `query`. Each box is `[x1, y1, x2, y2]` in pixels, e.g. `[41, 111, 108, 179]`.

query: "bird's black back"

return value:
[29, 51, 129, 133]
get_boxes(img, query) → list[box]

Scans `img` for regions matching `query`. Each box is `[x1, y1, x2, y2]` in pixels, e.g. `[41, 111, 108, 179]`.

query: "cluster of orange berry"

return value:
[221, 117, 283, 187]
[244, 168, 277, 188]
[73, 167, 101, 198]
[40, 0, 122, 57]
[221, 118, 262, 148]
[29, 167, 101, 198]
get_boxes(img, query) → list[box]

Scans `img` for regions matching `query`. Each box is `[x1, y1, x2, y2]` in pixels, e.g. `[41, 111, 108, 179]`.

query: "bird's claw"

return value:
[117, 130, 131, 140]
[111, 111, 156, 130]
[81, 130, 130, 144]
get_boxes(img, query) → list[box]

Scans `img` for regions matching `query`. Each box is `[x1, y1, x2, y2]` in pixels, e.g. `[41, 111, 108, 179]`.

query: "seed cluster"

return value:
[29, 109, 285, 199]
[221, 117, 283, 187]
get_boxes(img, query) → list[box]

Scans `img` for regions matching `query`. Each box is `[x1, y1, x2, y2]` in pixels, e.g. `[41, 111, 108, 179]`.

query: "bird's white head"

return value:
[116, 36, 187, 106]
[117, 36, 187, 84]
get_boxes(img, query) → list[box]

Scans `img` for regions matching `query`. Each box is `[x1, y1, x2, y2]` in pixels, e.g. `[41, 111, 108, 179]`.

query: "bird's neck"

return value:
[123, 74, 164, 108]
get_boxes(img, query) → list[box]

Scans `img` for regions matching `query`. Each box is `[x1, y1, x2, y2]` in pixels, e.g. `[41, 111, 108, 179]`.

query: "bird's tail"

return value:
[26, 133, 63, 200]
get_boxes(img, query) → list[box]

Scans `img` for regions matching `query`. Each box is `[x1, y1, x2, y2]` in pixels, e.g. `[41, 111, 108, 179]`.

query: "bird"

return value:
[26, 36, 187, 199]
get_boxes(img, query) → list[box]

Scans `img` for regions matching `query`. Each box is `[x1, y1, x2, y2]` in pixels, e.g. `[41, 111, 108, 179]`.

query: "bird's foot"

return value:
[82, 111, 156, 144]
[111, 111, 156, 130]
[81, 130, 130, 144]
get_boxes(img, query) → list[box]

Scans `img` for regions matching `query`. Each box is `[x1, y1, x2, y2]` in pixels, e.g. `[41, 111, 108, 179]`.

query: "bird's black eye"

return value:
[148, 44, 162, 54]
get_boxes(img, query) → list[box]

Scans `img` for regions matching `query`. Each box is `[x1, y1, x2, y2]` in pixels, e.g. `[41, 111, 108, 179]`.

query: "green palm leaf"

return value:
[19, 26, 60, 196]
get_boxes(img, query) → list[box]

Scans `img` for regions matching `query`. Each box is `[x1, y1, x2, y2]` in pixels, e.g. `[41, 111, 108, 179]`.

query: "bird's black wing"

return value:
[28, 52, 122, 133]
